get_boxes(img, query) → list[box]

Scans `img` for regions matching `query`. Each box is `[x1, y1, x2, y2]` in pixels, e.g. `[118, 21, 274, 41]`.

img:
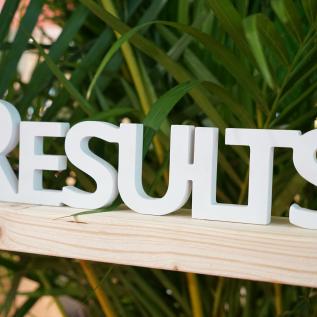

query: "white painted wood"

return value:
[0, 202, 316, 287]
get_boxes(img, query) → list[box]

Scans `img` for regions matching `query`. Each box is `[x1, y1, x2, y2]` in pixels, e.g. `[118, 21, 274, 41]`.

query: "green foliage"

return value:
[1, 0, 317, 316]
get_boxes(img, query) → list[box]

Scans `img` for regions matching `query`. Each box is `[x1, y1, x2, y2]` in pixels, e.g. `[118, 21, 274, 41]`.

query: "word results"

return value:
[0, 100, 315, 229]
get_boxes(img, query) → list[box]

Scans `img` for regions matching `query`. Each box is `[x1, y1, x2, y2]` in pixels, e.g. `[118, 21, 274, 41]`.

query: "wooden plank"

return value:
[0, 202, 316, 287]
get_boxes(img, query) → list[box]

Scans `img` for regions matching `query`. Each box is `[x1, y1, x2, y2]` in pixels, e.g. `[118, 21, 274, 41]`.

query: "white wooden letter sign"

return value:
[0, 100, 316, 229]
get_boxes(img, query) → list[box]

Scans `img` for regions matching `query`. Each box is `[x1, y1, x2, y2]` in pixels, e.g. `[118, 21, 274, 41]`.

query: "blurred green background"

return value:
[0, 0, 317, 316]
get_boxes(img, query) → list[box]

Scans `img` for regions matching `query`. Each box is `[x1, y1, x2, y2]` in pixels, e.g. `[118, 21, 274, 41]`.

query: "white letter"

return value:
[118, 124, 193, 215]
[291, 130, 317, 229]
[0, 100, 20, 201]
[19, 122, 69, 206]
[192, 128, 299, 224]
[63, 121, 119, 209]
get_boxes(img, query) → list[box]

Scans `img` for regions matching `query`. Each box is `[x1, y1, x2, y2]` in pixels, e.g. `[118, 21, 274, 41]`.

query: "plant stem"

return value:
[80, 260, 116, 317]
[187, 272, 203, 317]
[274, 283, 283, 316]
[212, 277, 224, 317]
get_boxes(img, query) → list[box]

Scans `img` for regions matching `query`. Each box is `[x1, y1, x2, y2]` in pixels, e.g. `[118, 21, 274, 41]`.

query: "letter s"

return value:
[63, 121, 119, 209]
[291, 130, 317, 229]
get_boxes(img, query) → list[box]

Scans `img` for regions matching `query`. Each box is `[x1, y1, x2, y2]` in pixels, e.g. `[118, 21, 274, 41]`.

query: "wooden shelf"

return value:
[0, 202, 316, 287]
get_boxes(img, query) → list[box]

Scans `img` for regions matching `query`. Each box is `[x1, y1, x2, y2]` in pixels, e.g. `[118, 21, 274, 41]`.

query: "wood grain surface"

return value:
[0, 203, 316, 287]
